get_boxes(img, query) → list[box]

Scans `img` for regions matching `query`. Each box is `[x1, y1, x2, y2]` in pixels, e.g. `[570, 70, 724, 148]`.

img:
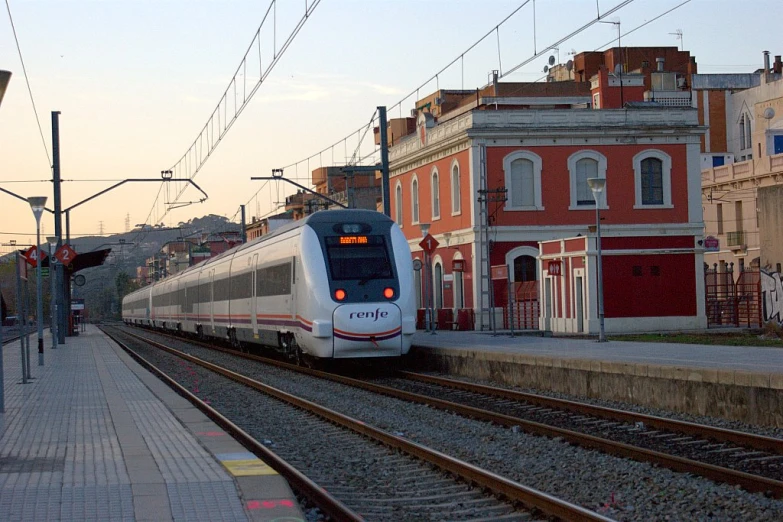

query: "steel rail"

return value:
[101, 328, 362, 522]
[400, 371, 783, 454]
[116, 327, 612, 522]
[119, 326, 783, 497]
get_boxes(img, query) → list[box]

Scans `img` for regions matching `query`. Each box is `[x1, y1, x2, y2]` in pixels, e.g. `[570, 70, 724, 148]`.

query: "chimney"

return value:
[775, 55, 782, 75]
[656, 57, 665, 72]
[763, 50, 771, 73]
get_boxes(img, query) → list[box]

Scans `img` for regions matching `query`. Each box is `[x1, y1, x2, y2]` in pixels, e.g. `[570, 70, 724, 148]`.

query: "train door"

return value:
[251, 254, 258, 337]
[209, 268, 215, 333]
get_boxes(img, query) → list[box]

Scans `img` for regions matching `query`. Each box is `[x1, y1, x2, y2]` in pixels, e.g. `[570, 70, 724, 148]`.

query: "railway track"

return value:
[103, 325, 610, 521]
[116, 325, 783, 499]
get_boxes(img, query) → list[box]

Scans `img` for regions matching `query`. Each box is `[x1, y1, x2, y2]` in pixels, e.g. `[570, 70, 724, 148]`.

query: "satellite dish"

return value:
[763, 108, 776, 120]
[543, 65, 549, 73]
[566, 60, 574, 72]
[614, 64, 623, 75]
[548, 55, 556, 66]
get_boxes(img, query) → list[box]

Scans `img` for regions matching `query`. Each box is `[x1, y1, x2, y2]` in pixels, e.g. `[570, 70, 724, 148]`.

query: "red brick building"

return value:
[384, 65, 707, 333]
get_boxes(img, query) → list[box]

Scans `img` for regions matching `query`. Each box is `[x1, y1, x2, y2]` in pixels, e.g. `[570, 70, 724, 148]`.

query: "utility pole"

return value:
[240, 205, 247, 243]
[378, 106, 391, 217]
[51, 111, 66, 343]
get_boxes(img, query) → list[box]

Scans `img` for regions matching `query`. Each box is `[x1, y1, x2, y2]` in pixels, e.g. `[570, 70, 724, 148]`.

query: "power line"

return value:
[4, 0, 52, 169]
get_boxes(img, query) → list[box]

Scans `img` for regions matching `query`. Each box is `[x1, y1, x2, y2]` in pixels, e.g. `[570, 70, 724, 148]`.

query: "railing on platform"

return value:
[704, 263, 762, 328]
[504, 281, 539, 330]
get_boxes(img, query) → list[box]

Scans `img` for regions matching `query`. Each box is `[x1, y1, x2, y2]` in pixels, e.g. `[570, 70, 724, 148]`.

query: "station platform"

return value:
[409, 330, 783, 428]
[0, 325, 304, 522]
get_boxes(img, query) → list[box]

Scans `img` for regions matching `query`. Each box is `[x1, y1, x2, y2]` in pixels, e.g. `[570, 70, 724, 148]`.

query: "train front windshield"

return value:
[325, 235, 393, 281]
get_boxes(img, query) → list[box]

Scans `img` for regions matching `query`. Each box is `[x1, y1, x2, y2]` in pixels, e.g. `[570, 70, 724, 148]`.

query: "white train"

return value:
[122, 209, 417, 362]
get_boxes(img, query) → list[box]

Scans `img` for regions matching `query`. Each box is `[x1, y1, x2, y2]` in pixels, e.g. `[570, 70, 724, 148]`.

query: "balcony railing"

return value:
[726, 230, 745, 247]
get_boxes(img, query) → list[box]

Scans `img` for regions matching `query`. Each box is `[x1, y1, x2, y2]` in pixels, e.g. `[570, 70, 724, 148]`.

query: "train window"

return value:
[325, 235, 393, 281]
[256, 262, 292, 297]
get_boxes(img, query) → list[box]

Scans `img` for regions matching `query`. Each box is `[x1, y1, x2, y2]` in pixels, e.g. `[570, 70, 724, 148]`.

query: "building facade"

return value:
[695, 53, 783, 275]
[386, 80, 707, 333]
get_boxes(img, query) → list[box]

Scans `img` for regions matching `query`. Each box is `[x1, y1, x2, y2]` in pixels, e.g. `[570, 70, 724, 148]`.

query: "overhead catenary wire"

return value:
[4, 0, 52, 170]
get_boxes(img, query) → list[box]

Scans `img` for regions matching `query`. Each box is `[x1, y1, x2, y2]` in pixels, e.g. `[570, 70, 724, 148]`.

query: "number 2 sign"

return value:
[55, 244, 78, 264]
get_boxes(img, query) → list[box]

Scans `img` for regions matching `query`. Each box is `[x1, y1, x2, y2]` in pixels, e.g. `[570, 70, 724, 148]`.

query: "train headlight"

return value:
[383, 287, 394, 299]
[335, 289, 346, 301]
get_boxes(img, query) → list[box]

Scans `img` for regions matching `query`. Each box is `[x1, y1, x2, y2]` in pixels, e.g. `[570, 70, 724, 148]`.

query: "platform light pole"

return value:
[0, 69, 11, 412]
[587, 178, 606, 342]
[47, 236, 59, 349]
[28, 196, 48, 365]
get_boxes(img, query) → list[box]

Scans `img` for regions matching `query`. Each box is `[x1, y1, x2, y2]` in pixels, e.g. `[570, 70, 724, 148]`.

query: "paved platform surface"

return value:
[412, 329, 783, 374]
[0, 325, 304, 521]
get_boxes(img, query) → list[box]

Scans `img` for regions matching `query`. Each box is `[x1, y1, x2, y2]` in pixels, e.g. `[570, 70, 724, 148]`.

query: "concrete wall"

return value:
[409, 347, 783, 428]
[758, 184, 783, 270]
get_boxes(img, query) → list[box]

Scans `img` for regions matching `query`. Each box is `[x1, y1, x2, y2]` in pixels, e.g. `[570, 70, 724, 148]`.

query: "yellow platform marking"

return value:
[222, 459, 277, 476]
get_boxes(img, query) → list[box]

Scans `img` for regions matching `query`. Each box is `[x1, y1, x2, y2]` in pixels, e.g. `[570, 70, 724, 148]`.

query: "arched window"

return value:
[431, 169, 440, 220]
[640, 158, 663, 205]
[434, 262, 443, 309]
[395, 182, 403, 226]
[451, 161, 461, 215]
[453, 255, 465, 309]
[568, 150, 607, 210]
[575, 158, 598, 205]
[633, 150, 672, 208]
[513, 255, 538, 282]
[744, 113, 752, 151]
[411, 176, 419, 224]
[503, 151, 543, 211]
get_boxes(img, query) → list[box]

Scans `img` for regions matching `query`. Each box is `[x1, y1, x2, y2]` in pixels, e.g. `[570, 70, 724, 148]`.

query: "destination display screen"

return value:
[339, 235, 369, 245]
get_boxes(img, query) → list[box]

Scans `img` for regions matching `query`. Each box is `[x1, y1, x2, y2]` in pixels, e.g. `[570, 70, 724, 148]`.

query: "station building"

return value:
[378, 47, 707, 334]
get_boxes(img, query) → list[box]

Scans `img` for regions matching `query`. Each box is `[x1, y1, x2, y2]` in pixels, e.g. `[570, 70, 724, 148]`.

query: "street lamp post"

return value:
[419, 223, 434, 333]
[47, 236, 59, 349]
[28, 196, 48, 365]
[0, 70, 11, 411]
[587, 178, 606, 342]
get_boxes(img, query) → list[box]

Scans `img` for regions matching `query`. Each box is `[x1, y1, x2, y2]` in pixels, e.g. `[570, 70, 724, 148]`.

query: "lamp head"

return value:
[586, 177, 606, 194]
[419, 223, 430, 237]
[28, 196, 48, 220]
[0, 70, 11, 107]
[46, 236, 59, 248]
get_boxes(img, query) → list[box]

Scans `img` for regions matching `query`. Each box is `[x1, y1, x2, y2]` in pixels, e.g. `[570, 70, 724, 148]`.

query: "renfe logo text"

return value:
[350, 308, 389, 322]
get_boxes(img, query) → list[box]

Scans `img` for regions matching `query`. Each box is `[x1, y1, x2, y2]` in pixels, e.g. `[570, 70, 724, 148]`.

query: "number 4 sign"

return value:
[55, 244, 78, 264]
[23, 246, 46, 268]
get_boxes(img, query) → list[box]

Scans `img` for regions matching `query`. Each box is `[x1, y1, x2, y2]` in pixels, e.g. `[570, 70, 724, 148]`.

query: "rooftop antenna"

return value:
[669, 29, 683, 51]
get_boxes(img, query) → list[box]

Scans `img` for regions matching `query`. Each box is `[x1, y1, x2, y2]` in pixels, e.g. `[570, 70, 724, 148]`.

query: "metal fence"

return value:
[704, 263, 762, 328]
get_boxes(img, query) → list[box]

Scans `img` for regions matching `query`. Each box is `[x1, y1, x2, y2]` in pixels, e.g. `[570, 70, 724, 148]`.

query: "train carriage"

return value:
[123, 209, 416, 362]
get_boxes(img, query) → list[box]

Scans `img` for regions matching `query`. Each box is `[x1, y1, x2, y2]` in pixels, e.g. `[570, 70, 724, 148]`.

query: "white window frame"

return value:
[431, 167, 441, 221]
[567, 150, 607, 210]
[411, 175, 420, 224]
[633, 149, 673, 209]
[503, 150, 544, 211]
[450, 159, 461, 216]
[432, 255, 444, 310]
[395, 182, 403, 227]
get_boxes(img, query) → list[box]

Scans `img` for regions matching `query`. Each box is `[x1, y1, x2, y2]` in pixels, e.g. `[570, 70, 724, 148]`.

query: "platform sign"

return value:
[490, 264, 508, 280]
[17, 252, 28, 281]
[419, 234, 439, 255]
[703, 236, 719, 252]
[23, 246, 46, 268]
[55, 244, 78, 264]
[71, 298, 85, 311]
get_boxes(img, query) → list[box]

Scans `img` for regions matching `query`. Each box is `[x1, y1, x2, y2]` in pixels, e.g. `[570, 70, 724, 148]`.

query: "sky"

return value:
[1, 0, 781, 254]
